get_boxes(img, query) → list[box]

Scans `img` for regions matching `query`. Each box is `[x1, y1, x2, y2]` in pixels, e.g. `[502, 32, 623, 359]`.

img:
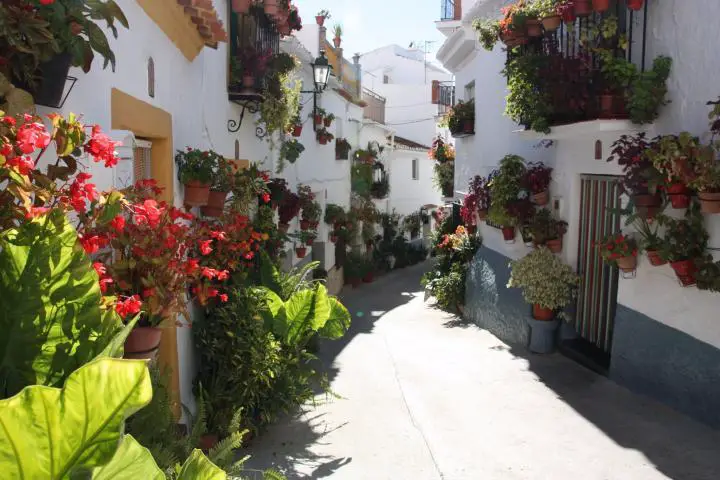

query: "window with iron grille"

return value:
[133, 139, 152, 183]
[412, 158, 419, 180]
[228, 5, 280, 95]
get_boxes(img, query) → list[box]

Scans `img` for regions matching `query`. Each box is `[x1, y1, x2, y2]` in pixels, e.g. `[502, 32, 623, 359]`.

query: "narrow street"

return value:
[246, 262, 720, 480]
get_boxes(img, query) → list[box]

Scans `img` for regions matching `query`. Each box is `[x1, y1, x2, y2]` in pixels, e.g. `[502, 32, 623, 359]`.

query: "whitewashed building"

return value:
[436, 0, 720, 428]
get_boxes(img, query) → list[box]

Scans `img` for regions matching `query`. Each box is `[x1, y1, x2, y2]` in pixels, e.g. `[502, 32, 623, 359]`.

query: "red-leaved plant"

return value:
[523, 162, 553, 194]
[596, 233, 638, 262]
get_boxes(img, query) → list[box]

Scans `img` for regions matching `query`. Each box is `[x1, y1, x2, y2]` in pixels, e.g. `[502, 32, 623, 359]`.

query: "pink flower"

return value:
[116, 295, 143, 318]
[16, 122, 50, 154]
[216, 270, 229, 281]
[84, 125, 121, 167]
[24, 206, 49, 219]
[110, 215, 126, 232]
[133, 199, 163, 228]
[219, 294, 228, 303]
[199, 239, 213, 255]
[7, 155, 35, 175]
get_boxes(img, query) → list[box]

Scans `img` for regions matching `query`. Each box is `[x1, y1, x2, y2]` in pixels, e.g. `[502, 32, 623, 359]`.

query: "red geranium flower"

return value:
[116, 295, 143, 318]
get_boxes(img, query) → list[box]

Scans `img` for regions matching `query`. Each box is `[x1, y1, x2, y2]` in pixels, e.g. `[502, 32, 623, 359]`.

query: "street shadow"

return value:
[242, 410, 352, 479]
[503, 343, 720, 480]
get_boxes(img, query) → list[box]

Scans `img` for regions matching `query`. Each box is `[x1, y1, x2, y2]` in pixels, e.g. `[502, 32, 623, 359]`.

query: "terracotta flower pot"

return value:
[646, 250, 666, 266]
[541, 15, 561, 32]
[264, 0, 278, 16]
[526, 19, 542, 37]
[323, 117, 332, 127]
[670, 259, 696, 286]
[199, 434, 218, 452]
[300, 219, 310, 230]
[666, 183, 691, 209]
[183, 181, 211, 207]
[627, 0, 644, 11]
[333, 37, 341, 48]
[242, 75, 255, 88]
[278, 222, 289, 234]
[295, 247, 307, 258]
[615, 255, 637, 273]
[632, 193, 662, 219]
[124, 327, 163, 360]
[502, 226, 516, 242]
[292, 124, 303, 137]
[592, 0, 610, 12]
[532, 304, 555, 321]
[698, 191, 720, 214]
[547, 238, 563, 253]
[318, 136, 328, 145]
[201, 190, 228, 217]
[574, 0, 592, 16]
[316, 15, 325, 26]
[314, 114, 322, 126]
[532, 190, 549, 206]
[231, 0, 252, 14]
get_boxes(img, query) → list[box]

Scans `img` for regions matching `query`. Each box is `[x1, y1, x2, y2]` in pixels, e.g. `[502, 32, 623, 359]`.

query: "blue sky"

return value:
[296, 0, 447, 58]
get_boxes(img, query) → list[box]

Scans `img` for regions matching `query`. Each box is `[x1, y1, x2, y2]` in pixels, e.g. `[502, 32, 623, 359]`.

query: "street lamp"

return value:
[302, 51, 333, 131]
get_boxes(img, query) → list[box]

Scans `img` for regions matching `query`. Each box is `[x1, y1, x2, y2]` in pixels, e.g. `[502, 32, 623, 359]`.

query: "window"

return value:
[412, 158, 419, 180]
[133, 138, 152, 182]
[464, 81, 475, 101]
[383, 74, 389, 84]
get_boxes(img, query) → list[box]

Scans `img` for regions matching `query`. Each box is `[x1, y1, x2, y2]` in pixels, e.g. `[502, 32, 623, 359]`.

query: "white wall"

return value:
[388, 149, 441, 215]
[449, 1, 720, 350]
[361, 45, 451, 88]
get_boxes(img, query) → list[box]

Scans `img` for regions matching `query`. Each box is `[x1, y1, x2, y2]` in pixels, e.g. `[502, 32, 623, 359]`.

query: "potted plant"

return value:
[528, 209, 567, 253]
[534, 0, 562, 32]
[524, 162, 552, 206]
[316, 9, 330, 26]
[443, 100, 475, 137]
[597, 233, 638, 273]
[461, 175, 491, 227]
[175, 148, 217, 207]
[684, 143, 720, 214]
[332, 24, 343, 48]
[237, 47, 270, 89]
[312, 107, 326, 126]
[264, 0, 279, 16]
[335, 138, 351, 160]
[627, 0, 644, 10]
[279, 139, 305, 168]
[298, 185, 320, 230]
[231, 0, 253, 14]
[290, 116, 303, 137]
[316, 127, 334, 145]
[592, 0, 610, 12]
[489, 206, 518, 242]
[278, 190, 301, 233]
[323, 112, 336, 127]
[433, 161, 455, 198]
[634, 216, 666, 266]
[658, 205, 709, 286]
[345, 252, 366, 288]
[370, 172, 390, 199]
[574, 0, 592, 16]
[607, 134, 664, 219]
[201, 156, 234, 218]
[695, 256, 720, 293]
[508, 248, 579, 353]
[473, 18, 501, 51]
[489, 154, 527, 240]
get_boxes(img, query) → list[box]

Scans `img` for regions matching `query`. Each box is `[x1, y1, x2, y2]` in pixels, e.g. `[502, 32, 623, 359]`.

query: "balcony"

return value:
[502, 1, 664, 137]
[436, 0, 463, 37]
[363, 88, 386, 125]
[432, 81, 455, 116]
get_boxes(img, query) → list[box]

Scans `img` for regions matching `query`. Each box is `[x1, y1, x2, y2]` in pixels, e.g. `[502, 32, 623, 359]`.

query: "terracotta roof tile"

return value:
[179, 0, 227, 47]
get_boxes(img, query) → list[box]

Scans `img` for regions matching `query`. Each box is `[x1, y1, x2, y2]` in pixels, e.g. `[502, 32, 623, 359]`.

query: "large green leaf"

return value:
[284, 289, 315, 345]
[90, 435, 164, 480]
[177, 449, 227, 480]
[0, 358, 152, 479]
[311, 284, 331, 331]
[258, 288, 287, 337]
[0, 213, 122, 397]
[95, 313, 141, 360]
[319, 298, 352, 340]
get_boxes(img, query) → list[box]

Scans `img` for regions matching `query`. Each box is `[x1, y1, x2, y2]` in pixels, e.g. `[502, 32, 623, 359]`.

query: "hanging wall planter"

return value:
[295, 246, 307, 258]
[541, 15, 561, 32]
[646, 250, 666, 266]
[592, 0, 610, 12]
[627, 0, 645, 11]
[20, 54, 74, 108]
[666, 183, 691, 209]
[183, 181, 211, 207]
[616, 255, 638, 273]
[242, 75, 255, 88]
[502, 226, 516, 243]
[305, 235, 316, 246]
[231, 0, 252, 13]
[698, 191, 720, 214]
[200, 190, 228, 217]
[670, 259, 697, 286]
[574, 0, 593, 16]
[546, 237, 563, 253]
[632, 193, 663, 218]
[532, 190, 549, 206]
[199, 434, 219, 452]
[526, 19, 542, 37]
[264, 0, 279, 16]
[124, 327, 163, 360]
[292, 124, 303, 137]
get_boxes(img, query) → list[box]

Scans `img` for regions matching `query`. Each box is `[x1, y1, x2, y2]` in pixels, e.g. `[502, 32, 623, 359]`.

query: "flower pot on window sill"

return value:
[541, 15, 561, 32]
[295, 247, 307, 258]
[698, 191, 720, 214]
[670, 259, 697, 286]
[201, 190, 228, 217]
[124, 327, 163, 360]
[242, 75, 256, 88]
[183, 181, 211, 207]
[462, 120, 474, 134]
[616, 255, 637, 273]
[646, 250, 666, 266]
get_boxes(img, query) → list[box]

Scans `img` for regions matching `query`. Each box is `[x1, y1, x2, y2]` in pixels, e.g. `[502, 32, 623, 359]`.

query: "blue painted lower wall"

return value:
[465, 246, 720, 429]
[610, 306, 720, 429]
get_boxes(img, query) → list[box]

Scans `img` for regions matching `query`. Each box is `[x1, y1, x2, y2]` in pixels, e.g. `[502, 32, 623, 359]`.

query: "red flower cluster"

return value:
[84, 125, 121, 167]
[116, 295, 143, 319]
[597, 233, 638, 261]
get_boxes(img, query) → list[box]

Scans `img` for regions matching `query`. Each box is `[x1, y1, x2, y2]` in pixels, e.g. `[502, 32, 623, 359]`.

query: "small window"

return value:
[465, 81, 475, 102]
[147, 58, 155, 98]
[412, 158, 419, 180]
[383, 74, 389, 84]
[133, 138, 153, 182]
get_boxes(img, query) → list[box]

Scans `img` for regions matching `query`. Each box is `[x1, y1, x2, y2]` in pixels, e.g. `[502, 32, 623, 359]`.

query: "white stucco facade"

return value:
[436, 1, 720, 352]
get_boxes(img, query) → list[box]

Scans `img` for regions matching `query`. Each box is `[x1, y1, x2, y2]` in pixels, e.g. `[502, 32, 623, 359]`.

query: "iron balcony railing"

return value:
[507, 0, 650, 128]
[432, 81, 455, 115]
[363, 88, 386, 125]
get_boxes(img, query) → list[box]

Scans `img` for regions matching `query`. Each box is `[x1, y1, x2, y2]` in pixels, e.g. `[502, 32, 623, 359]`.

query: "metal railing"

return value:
[437, 82, 455, 115]
[363, 88, 386, 124]
[440, 0, 457, 21]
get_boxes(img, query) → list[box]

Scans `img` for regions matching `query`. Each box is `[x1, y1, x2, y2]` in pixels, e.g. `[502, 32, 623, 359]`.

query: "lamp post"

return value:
[302, 51, 332, 131]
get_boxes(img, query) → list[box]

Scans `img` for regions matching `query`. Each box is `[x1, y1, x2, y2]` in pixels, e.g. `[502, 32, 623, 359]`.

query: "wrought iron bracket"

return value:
[300, 88, 321, 132]
[227, 93, 262, 133]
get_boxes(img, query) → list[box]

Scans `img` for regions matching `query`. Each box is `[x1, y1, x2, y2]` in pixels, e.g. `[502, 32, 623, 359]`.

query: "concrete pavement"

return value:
[244, 262, 720, 480]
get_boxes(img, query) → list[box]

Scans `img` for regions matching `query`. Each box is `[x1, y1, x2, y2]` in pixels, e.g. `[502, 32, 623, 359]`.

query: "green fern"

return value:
[208, 430, 246, 469]
[186, 389, 208, 452]
[263, 469, 287, 480]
